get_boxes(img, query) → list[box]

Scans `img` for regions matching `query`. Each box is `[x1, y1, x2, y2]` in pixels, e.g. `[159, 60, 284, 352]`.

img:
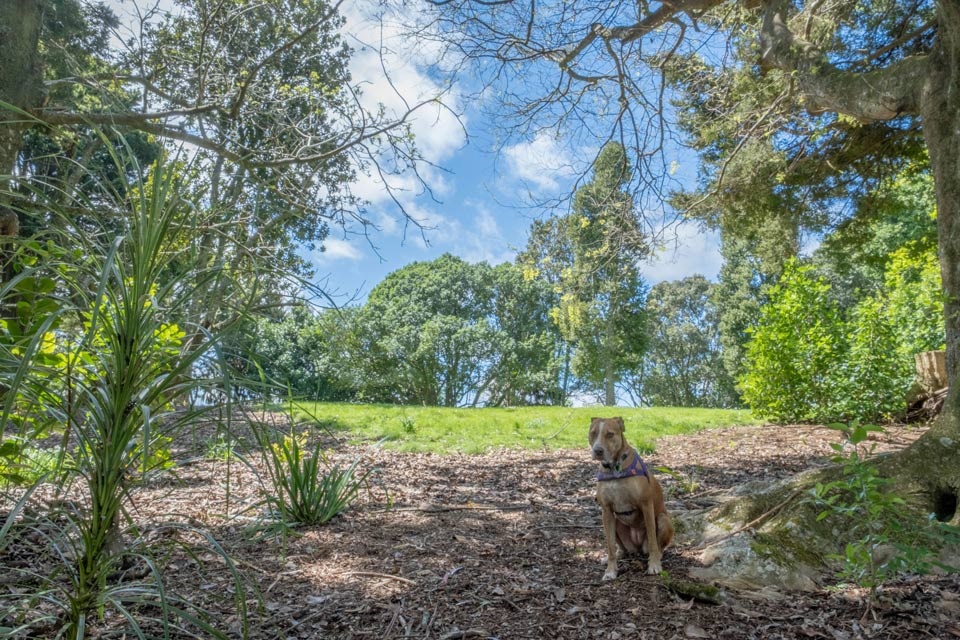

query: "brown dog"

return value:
[589, 416, 673, 580]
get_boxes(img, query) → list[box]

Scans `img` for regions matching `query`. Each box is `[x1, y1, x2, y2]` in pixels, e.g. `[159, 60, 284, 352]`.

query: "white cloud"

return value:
[642, 221, 722, 284]
[314, 237, 363, 263]
[503, 132, 579, 192]
[333, 2, 469, 253]
[440, 203, 515, 265]
[343, 4, 466, 163]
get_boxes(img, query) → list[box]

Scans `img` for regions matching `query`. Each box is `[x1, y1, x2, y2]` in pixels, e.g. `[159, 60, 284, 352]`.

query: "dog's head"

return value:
[588, 416, 627, 469]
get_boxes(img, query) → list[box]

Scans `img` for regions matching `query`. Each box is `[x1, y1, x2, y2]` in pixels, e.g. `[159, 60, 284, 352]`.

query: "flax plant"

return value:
[253, 422, 370, 529]
[1, 137, 254, 637]
[62, 160, 231, 638]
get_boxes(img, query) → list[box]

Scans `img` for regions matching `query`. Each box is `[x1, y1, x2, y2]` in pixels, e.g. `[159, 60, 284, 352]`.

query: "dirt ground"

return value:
[4, 421, 960, 639]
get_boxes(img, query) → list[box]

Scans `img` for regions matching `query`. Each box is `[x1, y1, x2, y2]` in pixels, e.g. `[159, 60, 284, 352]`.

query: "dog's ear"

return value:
[614, 417, 625, 432]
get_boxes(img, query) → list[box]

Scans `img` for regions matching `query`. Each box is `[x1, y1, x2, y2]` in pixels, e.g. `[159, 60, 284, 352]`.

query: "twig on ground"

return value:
[372, 504, 531, 513]
[342, 571, 417, 585]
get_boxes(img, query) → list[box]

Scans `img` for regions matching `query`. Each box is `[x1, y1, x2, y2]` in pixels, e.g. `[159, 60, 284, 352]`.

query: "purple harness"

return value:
[597, 451, 649, 482]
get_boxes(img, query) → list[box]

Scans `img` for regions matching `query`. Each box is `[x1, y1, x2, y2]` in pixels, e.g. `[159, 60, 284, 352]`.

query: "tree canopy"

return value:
[0, 0, 440, 282]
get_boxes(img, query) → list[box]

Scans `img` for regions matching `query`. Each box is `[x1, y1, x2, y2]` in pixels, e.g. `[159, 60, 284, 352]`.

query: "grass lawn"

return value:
[291, 403, 763, 454]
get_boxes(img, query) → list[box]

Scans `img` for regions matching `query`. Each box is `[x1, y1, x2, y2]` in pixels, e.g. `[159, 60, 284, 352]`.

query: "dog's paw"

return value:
[602, 568, 618, 581]
[646, 560, 662, 575]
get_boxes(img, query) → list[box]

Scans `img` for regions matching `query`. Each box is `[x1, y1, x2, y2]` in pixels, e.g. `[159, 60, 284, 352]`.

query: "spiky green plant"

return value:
[254, 423, 370, 528]
[0, 132, 255, 638]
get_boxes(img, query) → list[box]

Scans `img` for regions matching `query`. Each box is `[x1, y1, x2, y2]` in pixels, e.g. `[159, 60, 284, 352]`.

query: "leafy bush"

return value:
[1, 151, 251, 638]
[740, 260, 845, 422]
[883, 243, 945, 359]
[841, 297, 914, 419]
[741, 252, 943, 423]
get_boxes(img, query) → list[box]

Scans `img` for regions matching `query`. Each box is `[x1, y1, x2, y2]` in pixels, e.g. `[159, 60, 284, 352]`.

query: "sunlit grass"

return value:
[292, 403, 762, 454]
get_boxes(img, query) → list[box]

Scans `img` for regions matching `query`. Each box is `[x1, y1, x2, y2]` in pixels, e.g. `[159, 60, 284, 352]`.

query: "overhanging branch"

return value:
[759, 0, 929, 121]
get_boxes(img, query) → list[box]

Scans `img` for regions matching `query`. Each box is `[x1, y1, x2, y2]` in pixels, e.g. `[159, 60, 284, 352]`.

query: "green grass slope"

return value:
[292, 403, 762, 454]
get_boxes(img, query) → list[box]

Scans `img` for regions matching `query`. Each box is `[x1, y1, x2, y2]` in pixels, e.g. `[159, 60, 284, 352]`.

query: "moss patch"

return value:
[660, 573, 722, 604]
[751, 527, 828, 569]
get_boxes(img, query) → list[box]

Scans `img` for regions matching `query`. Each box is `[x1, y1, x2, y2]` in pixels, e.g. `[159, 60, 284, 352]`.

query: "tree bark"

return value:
[604, 314, 616, 406]
[0, 0, 43, 238]
[922, 0, 960, 419]
[893, 0, 960, 515]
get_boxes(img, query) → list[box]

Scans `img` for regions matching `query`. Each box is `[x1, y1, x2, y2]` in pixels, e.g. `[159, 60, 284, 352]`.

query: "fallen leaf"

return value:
[685, 623, 710, 638]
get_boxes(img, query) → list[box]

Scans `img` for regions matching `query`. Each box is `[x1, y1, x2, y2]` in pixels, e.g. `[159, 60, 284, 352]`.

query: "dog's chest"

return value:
[596, 479, 644, 517]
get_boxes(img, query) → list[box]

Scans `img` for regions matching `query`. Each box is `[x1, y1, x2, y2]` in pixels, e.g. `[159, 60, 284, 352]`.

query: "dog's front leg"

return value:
[601, 506, 620, 580]
[641, 499, 662, 574]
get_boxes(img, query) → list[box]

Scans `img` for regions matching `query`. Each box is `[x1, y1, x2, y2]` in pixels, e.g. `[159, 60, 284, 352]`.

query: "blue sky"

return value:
[106, 0, 723, 303]
[304, 4, 725, 305]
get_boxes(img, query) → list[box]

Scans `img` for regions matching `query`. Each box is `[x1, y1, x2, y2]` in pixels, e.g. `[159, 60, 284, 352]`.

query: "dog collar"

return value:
[597, 451, 649, 482]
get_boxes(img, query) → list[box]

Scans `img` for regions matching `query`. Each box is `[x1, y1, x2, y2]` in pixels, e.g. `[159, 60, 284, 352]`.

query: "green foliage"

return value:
[740, 260, 845, 422]
[254, 428, 369, 528]
[634, 276, 738, 408]
[205, 433, 242, 462]
[0, 150, 252, 638]
[841, 297, 914, 419]
[883, 243, 945, 359]
[522, 143, 649, 405]
[353, 255, 563, 406]
[711, 232, 786, 399]
[355, 254, 497, 405]
[811, 423, 959, 594]
[0, 442, 63, 486]
[741, 249, 943, 423]
[232, 304, 360, 401]
[813, 161, 937, 307]
[292, 402, 762, 454]
[485, 262, 566, 405]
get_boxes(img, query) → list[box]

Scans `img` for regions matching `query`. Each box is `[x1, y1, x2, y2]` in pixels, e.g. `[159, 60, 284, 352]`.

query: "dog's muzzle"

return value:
[593, 447, 615, 469]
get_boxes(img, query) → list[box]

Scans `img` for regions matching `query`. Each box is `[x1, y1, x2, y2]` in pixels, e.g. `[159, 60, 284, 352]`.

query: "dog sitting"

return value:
[589, 416, 673, 580]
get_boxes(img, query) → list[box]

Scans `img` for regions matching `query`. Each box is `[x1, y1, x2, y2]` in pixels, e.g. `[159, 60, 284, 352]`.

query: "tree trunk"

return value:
[0, 0, 43, 238]
[604, 314, 616, 406]
[891, 0, 960, 520]
[604, 366, 616, 406]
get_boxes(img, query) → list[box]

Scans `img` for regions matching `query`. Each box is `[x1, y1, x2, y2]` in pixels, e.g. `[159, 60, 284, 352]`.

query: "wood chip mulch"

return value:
[4, 422, 960, 639]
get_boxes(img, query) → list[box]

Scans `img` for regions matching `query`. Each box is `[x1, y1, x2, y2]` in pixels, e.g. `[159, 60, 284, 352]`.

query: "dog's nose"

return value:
[593, 447, 604, 458]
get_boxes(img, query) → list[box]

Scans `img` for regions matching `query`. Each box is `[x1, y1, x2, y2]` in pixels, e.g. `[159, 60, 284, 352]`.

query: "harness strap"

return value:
[597, 451, 649, 482]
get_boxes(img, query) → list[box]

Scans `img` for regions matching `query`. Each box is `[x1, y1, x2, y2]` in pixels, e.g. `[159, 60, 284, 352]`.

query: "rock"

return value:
[689, 533, 820, 591]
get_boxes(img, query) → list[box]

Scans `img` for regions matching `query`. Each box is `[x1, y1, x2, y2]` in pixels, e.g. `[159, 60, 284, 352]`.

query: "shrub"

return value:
[0, 152, 251, 638]
[741, 249, 944, 423]
[740, 260, 845, 422]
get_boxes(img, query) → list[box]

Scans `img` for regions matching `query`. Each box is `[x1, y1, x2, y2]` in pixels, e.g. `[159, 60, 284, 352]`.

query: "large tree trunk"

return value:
[925, 1, 960, 419]
[0, 0, 43, 238]
[893, 0, 960, 519]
